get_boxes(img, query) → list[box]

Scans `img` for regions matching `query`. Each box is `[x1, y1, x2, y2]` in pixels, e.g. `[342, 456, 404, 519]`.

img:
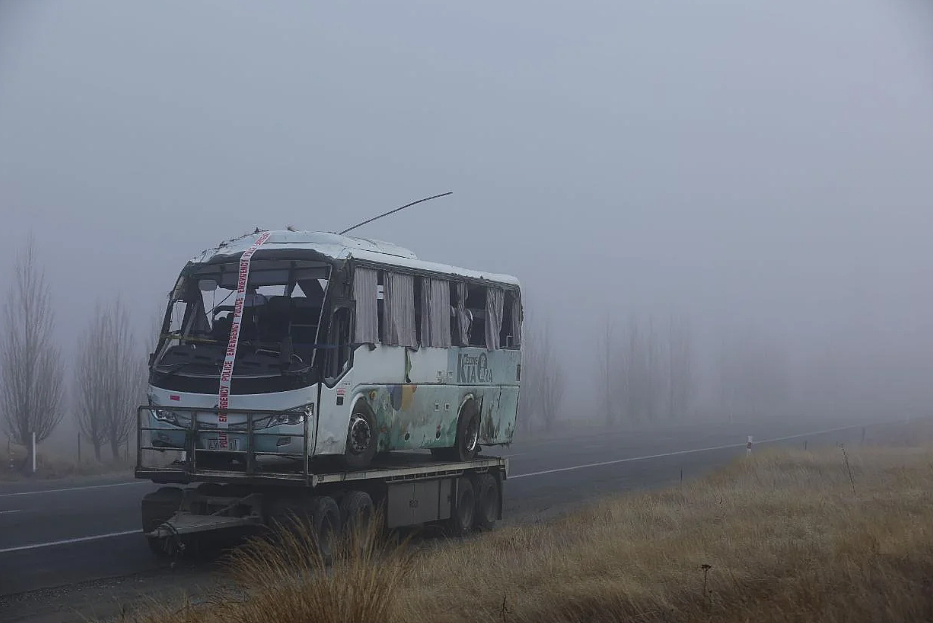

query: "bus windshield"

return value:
[152, 259, 331, 380]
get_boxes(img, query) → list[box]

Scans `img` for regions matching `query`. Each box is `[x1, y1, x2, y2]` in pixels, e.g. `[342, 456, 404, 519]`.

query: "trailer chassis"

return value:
[135, 405, 508, 559]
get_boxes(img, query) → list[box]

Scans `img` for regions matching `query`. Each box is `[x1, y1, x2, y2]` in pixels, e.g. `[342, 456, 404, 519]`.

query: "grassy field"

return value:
[0, 439, 186, 481]
[0, 448, 135, 481]
[122, 429, 933, 623]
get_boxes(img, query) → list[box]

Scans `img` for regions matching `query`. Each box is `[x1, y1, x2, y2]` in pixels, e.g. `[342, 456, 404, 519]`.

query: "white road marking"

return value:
[0, 480, 146, 499]
[512, 423, 878, 480]
[0, 529, 142, 554]
[0, 509, 22, 515]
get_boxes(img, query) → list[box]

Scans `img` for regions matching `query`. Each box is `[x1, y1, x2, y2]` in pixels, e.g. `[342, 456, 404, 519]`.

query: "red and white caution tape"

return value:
[218, 231, 272, 448]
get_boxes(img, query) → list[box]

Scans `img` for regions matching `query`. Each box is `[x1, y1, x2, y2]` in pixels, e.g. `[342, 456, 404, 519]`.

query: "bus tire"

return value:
[472, 472, 499, 532]
[343, 401, 378, 471]
[452, 400, 481, 462]
[447, 476, 475, 537]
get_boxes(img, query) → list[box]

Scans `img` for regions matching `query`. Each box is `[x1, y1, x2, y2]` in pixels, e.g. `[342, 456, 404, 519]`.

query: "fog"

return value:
[1, 1, 932, 451]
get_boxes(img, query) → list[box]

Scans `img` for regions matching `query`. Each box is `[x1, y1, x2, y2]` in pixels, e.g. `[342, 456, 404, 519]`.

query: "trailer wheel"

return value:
[146, 534, 189, 559]
[447, 477, 475, 537]
[141, 487, 184, 559]
[141, 487, 183, 533]
[342, 401, 378, 470]
[308, 496, 341, 566]
[339, 490, 375, 539]
[472, 472, 499, 532]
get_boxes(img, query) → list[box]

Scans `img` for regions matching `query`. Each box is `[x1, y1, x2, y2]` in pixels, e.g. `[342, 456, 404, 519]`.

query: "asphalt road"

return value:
[0, 415, 903, 612]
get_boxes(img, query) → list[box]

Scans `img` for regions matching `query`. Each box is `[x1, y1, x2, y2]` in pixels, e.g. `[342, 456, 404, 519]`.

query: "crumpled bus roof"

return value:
[188, 229, 521, 287]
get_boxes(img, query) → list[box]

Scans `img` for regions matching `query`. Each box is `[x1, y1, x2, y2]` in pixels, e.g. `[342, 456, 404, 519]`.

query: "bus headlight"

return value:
[151, 408, 175, 423]
[149, 409, 191, 427]
[271, 403, 314, 427]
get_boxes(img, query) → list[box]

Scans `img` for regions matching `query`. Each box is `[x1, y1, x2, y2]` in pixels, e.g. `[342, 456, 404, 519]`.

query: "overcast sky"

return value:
[1, 1, 932, 425]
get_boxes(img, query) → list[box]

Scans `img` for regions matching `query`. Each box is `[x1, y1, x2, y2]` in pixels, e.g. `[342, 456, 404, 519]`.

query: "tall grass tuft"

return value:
[212, 507, 415, 623]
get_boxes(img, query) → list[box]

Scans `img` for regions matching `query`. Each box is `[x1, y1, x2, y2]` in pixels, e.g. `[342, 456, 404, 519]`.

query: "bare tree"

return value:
[716, 328, 791, 422]
[516, 314, 541, 433]
[666, 314, 695, 419]
[620, 313, 663, 422]
[621, 313, 643, 421]
[0, 236, 66, 470]
[597, 310, 617, 424]
[74, 306, 109, 460]
[102, 297, 146, 460]
[537, 318, 565, 430]
[644, 315, 662, 420]
[516, 311, 565, 433]
[73, 297, 146, 462]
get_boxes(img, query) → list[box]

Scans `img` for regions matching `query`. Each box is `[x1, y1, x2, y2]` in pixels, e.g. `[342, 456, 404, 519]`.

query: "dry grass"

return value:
[121, 439, 933, 623]
[0, 448, 134, 481]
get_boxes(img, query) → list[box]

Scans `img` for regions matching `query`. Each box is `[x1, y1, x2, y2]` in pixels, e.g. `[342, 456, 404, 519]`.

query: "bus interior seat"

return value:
[258, 295, 292, 343]
[290, 298, 321, 361]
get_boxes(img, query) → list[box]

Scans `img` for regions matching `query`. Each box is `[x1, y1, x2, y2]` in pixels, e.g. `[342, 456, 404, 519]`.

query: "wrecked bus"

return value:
[145, 228, 523, 473]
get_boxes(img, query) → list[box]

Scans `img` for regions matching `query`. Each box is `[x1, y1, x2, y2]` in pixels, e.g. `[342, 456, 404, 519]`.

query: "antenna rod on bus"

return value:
[338, 191, 453, 236]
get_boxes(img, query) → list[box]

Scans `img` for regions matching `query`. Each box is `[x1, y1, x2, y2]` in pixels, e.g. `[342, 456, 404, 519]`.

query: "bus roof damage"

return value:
[183, 229, 521, 287]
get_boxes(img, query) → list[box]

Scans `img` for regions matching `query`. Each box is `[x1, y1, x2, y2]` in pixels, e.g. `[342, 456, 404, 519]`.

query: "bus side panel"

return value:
[313, 344, 407, 456]
[363, 346, 521, 452]
[458, 348, 519, 447]
[313, 344, 521, 457]
[483, 385, 518, 446]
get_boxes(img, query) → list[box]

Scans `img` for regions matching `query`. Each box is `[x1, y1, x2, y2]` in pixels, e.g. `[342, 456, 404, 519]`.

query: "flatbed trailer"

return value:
[135, 406, 509, 558]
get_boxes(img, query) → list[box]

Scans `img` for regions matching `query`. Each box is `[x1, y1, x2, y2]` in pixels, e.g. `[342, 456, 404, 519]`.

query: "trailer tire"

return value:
[141, 487, 184, 559]
[342, 401, 378, 471]
[339, 490, 375, 540]
[141, 486, 184, 533]
[472, 472, 499, 532]
[146, 536, 170, 558]
[447, 476, 475, 537]
[308, 495, 341, 566]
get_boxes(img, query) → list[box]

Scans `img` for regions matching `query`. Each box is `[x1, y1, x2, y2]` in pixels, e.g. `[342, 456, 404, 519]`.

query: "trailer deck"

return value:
[136, 404, 510, 558]
[137, 452, 509, 486]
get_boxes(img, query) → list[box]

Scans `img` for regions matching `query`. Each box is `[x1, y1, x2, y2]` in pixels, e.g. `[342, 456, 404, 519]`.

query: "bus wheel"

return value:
[447, 476, 475, 537]
[472, 472, 499, 532]
[453, 401, 481, 462]
[343, 402, 378, 470]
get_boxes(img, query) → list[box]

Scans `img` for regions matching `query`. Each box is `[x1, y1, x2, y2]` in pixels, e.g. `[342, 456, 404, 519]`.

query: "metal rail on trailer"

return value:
[135, 405, 509, 557]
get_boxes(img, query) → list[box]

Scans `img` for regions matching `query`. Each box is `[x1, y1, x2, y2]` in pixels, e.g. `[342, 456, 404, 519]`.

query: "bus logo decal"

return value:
[457, 352, 492, 384]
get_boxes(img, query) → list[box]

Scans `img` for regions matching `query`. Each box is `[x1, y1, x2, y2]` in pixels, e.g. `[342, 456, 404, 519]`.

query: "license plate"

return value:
[207, 438, 238, 451]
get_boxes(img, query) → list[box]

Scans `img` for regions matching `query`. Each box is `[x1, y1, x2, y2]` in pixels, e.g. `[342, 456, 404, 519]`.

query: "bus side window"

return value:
[450, 281, 471, 346]
[382, 271, 417, 347]
[328, 307, 351, 378]
[420, 277, 451, 348]
[352, 267, 379, 345]
[465, 285, 487, 347]
[500, 291, 514, 348]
